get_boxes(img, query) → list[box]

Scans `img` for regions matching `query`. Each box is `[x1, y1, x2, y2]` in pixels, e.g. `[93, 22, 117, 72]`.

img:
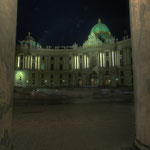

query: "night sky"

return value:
[17, 0, 130, 46]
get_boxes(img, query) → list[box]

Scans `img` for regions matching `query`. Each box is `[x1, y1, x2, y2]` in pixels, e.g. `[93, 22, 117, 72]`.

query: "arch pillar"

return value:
[0, 0, 17, 149]
[129, 0, 150, 149]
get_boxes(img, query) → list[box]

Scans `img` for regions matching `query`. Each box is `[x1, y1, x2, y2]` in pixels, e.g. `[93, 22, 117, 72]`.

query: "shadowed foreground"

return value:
[12, 102, 135, 150]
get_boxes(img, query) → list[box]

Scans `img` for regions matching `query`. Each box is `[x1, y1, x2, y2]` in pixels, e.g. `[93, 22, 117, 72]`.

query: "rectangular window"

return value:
[106, 52, 109, 56]
[32, 73, 35, 78]
[78, 73, 81, 77]
[41, 74, 44, 79]
[41, 63, 45, 70]
[60, 64, 63, 70]
[106, 60, 109, 67]
[120, 71, 124, 76]
[32, 80, 35, 84]
[120, 60, 124, 66]
[32, 63, 35, 70]
[51, 57, 54, 60]
[69, 57, 72, 60]
[51, 64, 54, 70]
[42, 56, 45, 61]
[51, 74, 53, 78]
[80, 55, 82, 59]
[60, 57, 63, 61]
[20, 63, 23, 69]
[41, 80, 44, 85]
[68, 74, 72, 78]
[121, 78, 124, 84]
[60, 74, 62, 78]
[69, 64, 72, 70]
[120, 50, 123, 55]
[80, 63, 82, 69]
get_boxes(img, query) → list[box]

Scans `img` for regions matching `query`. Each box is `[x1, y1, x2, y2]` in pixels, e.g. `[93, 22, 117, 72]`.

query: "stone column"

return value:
[129, 0, 150, 149]
[0, 0, 17, 150]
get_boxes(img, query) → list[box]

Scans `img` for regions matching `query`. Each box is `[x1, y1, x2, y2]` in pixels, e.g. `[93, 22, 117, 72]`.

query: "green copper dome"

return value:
[23, 32, 36, 47]
[90, 18, 111, 42]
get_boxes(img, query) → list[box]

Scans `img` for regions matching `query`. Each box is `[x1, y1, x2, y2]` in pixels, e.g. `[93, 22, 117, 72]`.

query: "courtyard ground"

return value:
[12, 102, 135, 150]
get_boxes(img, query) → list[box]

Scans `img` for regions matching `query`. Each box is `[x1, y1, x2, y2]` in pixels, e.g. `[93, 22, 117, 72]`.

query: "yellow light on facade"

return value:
[112, 51, 115, 66]
[103, 53, 105, 67]
[38, 56, 40, 70]
[75, 56, 77, 69]
[87, 56, 89, 68]
[84, 55, 86, 69]
[100, 53, 103, 67]
[77, 56, 79, 69]
[17, 56, 20, 68]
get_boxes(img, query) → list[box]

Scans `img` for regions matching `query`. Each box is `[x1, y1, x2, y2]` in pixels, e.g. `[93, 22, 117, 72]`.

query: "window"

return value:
[121, 78, 124, 84]
[106, 60, 109, 67]
[42, 56, 45, 61]
[69, 64, 72, 70]
[80, 63, 82, 69]
[60, 57, 63, 61]
[51, 64, 54, 70]
[51, 57, 54, 60]
[41, 63, 45, 70]
[120, 71, 124, 76]
[106, 52, 109, 56]
[78, 73, 81, 77]
[20, 63, 23, 69]
[41, 74, 44, 79]
[131, 58, 132, 65]
[120, 50, 123, 55]
[41, 80, 44, 85]
[32, 56, 35, 60]
[32, 80, 35, 84]
[32, 73, 35, 78]
[68, 74, 72, 78]
[32, 63, 35, 70]
[69, 57, 72, 60]
[51, 74, 53, 78]
[60, 64, 63, 70]
[106, 71, 109, 75]
[21, 55, 23, 59]
[60, 80, 62, 85]
[60, 74, 62, 78]
[120, 60, 124, 66]
[50, 80, 54, 86]
[80, 55, 82, 59]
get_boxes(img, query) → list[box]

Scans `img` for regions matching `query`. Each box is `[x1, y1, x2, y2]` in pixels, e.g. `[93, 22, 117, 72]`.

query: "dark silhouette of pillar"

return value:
[129, 0, 150, 149]
[0, 0, 17, 150]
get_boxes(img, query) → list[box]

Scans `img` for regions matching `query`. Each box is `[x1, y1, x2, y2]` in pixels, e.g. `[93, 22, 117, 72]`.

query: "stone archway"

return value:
[0, 0, 150, 150]
[129, 0, 150, 149]
[0, 0, 18, 149]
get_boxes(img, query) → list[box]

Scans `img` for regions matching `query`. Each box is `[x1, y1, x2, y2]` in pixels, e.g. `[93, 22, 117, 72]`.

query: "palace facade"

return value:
[14, 19, 133, 88]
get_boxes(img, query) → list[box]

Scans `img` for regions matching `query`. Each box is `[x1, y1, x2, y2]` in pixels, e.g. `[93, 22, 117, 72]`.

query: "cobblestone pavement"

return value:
[12, 102, 135, 150]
